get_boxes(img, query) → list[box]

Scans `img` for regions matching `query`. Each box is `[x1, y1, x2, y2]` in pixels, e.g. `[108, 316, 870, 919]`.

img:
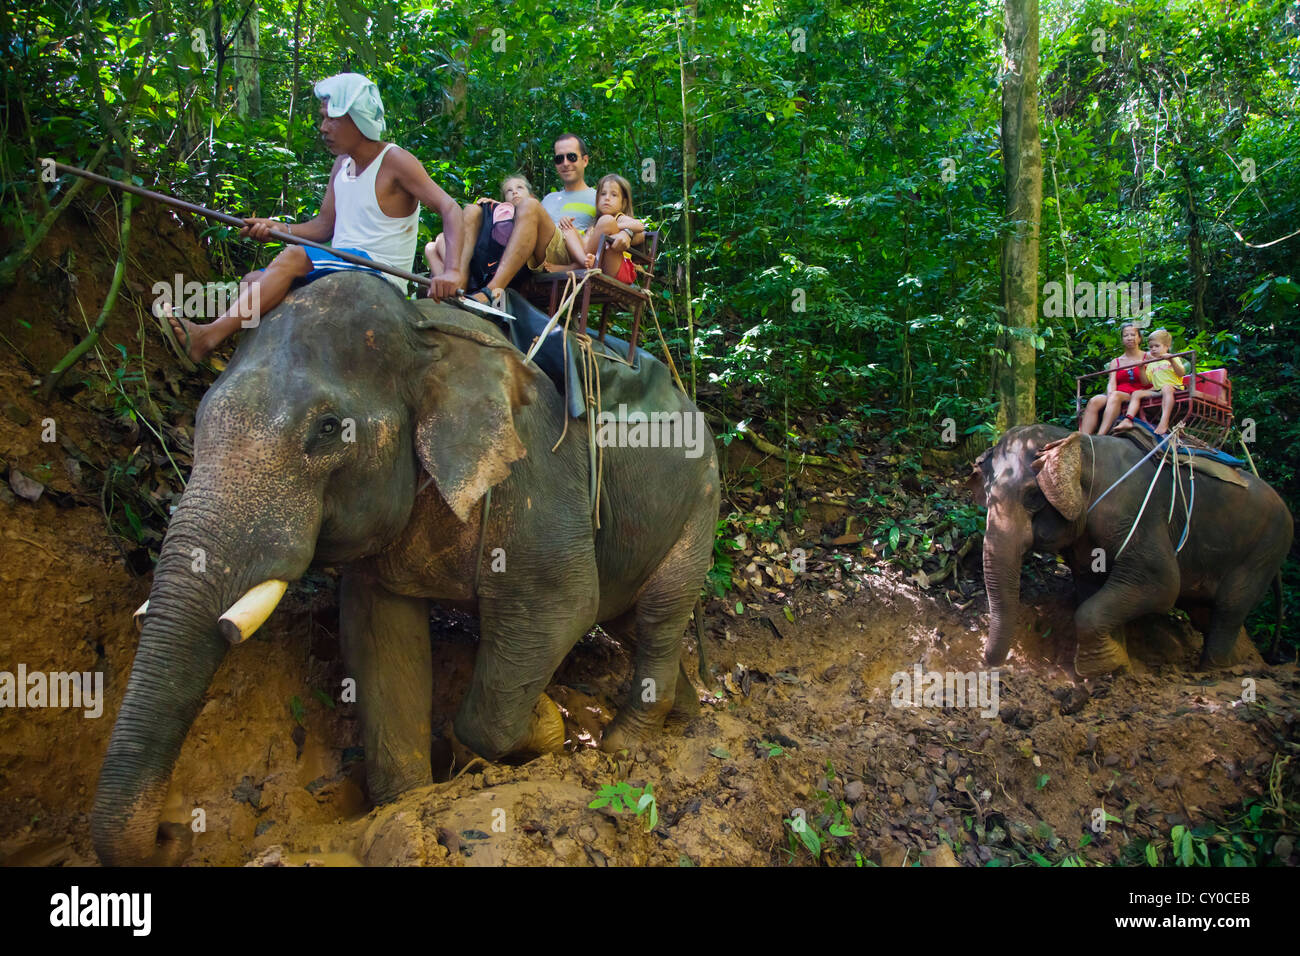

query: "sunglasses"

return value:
[553, 152, 582, 164]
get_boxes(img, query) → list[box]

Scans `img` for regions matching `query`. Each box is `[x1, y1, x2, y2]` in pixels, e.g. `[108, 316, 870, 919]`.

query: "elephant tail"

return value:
[1269, 572, 1285, 659]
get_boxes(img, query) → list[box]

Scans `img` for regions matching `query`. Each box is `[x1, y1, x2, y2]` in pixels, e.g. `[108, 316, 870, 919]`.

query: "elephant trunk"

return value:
[93, 505, 292, 866]
[982, 502, 1032, 666]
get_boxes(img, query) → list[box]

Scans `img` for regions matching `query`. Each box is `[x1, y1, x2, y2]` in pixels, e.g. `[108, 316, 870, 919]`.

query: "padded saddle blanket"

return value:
[411, 290, 677, 420]
[1118, 419, 1249, 488]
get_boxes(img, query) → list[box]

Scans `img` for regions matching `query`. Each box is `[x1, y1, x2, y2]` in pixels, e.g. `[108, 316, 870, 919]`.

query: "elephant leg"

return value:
[454, 589, 597, 761]
[339, 572, 433, 803]
[602, 529, 709, 754]
[1074, 559, 1178, 678]
[1199, 569, 1271, 667]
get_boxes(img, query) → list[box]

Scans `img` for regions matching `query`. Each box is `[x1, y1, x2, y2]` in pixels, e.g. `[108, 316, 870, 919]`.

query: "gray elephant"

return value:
[93, 272, 719, 866]
[971, 424, 1291, 676]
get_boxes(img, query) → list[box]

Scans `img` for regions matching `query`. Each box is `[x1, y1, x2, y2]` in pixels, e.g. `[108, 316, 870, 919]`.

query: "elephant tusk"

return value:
[218, 580, 288, 645]
[133, 600, 149, 632]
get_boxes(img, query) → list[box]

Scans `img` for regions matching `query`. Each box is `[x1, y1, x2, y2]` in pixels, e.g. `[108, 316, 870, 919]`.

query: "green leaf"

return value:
[783, 606, 795, 623]
[708, 746, 731, 759]
[735, 601, 744, 615]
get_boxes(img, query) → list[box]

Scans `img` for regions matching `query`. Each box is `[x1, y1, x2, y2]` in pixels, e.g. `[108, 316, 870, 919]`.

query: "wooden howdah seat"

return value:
[520, 230, 661, 357]
[1075, 350, 1234, 447]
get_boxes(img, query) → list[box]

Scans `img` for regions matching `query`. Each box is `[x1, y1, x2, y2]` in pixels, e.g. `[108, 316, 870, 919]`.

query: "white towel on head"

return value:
[314, 73, 386, 141]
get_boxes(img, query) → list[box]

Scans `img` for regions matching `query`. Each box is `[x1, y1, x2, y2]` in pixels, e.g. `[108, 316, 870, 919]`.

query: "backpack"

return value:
[467, 199, 524, 293]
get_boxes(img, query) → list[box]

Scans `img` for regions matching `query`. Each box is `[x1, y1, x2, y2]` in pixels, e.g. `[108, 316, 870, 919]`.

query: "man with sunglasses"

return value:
[540, 134, 598, 241]
[454, 133, 633, 304]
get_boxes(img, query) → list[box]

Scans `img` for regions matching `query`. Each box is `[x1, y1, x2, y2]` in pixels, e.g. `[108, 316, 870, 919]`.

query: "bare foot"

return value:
[1110, 417, 1134, 433]
[166, 312, 215, 363]
[1154, 424, 1169, 435]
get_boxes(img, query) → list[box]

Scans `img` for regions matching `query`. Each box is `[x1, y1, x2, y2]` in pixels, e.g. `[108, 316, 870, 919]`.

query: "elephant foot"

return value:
[520, 693, 566, 756]
[450, 693, 566, 769]
[1074, 634, 1132, 679]
[600, 706, 667, 755]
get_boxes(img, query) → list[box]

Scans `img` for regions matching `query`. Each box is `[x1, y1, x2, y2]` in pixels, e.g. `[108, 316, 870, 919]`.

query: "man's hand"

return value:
[427, 270, 460, 301]
[607, 231, 631, 253]
[240, 217, 286, 242]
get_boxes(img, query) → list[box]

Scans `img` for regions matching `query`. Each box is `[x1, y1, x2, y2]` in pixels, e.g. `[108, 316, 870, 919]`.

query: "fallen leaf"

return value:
[8, 468, 44, 502]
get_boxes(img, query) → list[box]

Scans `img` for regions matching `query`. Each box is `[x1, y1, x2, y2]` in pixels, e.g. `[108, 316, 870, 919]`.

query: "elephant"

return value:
[971, 423, 1292, 677]
[92, 271, 720, 866]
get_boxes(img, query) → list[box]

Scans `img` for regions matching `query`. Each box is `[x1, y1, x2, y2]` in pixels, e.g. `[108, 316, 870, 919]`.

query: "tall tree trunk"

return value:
[995, 0, 1042, 431]
[234, 3, 260, 120]
[443, 35, 471, 154]
[280, 0, 302, 211]
[1177, 156, 1208, 331]
[676, 1, 698, 399]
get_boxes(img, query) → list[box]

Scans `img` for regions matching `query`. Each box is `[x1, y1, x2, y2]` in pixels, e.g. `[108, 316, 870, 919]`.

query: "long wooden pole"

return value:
[50, 161, 432, 289]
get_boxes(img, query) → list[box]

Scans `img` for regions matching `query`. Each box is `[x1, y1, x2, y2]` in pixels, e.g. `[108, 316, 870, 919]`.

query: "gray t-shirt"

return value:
[541, 187, 598, 231]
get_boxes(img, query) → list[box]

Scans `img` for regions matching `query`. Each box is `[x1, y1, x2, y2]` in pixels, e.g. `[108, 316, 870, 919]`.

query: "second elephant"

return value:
[972, 424, 1291, 676]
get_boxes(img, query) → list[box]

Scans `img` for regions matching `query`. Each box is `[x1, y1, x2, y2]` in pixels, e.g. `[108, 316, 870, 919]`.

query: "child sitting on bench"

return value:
[424, 174, 533, 279]
[1113, 328, 1186, 435]
[556, 173, 644, 282]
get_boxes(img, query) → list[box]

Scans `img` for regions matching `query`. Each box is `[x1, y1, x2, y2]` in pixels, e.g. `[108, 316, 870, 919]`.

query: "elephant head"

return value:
[93, 272, 536, 865]
[970, 426, 1090, 665]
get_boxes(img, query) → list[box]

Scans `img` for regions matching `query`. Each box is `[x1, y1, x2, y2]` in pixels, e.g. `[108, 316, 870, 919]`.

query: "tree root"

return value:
[736, 422, 856, 474]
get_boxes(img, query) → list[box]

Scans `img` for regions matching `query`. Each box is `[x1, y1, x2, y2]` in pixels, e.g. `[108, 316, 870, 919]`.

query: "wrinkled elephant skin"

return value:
[93, 273, 719, 865]
[971, 424, 1291, 678]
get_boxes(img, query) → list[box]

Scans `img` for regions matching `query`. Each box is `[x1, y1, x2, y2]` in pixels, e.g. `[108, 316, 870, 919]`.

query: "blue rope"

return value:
[1087, 435, 1169, 513]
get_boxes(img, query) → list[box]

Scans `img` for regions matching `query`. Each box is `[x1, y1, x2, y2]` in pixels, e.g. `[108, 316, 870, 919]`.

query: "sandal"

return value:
[153, 303, 199, 371]
[466, 288, 506, 311]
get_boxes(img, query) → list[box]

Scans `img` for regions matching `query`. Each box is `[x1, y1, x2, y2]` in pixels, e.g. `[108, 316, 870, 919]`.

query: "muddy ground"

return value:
[1, 204, 1297, 867]
[2, 448, 1297, 868]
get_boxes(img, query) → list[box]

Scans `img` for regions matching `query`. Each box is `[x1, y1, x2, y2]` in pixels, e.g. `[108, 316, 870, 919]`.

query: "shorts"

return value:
[292, 245, 379, 282]
[528, 227, 573, 271]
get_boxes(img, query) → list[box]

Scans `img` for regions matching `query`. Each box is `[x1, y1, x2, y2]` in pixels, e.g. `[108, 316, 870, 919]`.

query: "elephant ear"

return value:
[1033, 432, 1085, 521]
[413, 327, 538, 523]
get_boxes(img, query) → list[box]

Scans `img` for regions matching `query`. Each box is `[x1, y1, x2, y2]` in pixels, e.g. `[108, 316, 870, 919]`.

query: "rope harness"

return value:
[430, 267, 693, 585]
[1085, 424, 1195, 559]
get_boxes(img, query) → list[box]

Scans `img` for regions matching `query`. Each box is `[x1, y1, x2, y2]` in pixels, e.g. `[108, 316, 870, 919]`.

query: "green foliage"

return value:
[1129, 769, 1298, 868]
[708, 518, 738, 597]
[2, 0, 1296, 650]
[589, 781, 658, 832]
[783, 761, 856, 864]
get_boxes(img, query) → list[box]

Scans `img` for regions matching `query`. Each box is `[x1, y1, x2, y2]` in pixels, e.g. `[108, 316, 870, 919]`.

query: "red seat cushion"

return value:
[1185, 368, 1229, 403]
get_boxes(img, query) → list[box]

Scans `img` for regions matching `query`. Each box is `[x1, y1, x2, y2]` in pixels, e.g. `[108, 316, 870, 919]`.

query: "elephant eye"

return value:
[1023, 485, 1048, 513]
[311, 416, 344, 448]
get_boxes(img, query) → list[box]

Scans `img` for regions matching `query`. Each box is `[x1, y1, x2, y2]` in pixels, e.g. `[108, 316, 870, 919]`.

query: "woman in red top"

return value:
[1080, 323, 1150, 434]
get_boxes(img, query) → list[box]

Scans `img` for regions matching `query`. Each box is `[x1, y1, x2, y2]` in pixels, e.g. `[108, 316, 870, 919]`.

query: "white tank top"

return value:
[331, 143, 418, 291]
